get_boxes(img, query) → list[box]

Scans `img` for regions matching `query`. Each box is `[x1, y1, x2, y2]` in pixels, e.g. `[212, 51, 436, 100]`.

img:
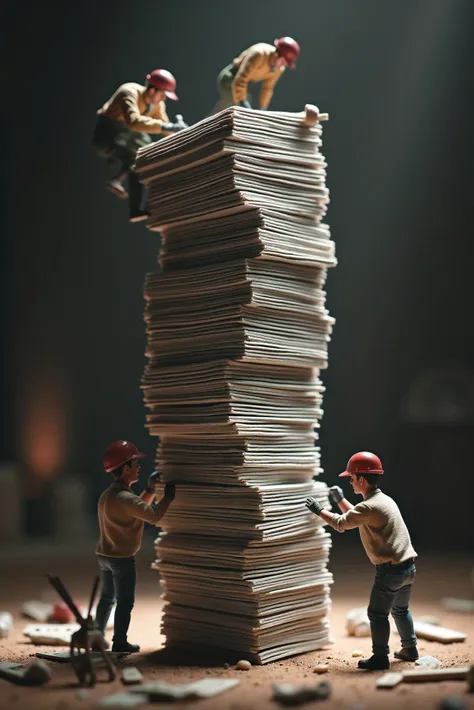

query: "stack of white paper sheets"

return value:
[137, 105, 336, 663]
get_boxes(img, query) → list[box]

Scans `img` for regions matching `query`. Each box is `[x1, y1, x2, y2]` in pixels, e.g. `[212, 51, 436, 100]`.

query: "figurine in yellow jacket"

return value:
[93, 69, 187, 223]
[213, 37, 300, 113]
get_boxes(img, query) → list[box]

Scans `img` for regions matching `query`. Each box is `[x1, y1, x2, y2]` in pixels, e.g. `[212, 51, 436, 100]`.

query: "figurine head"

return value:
[113, 458, 141, 486]
[103, 440, 146, 486]
[145, 69, 178, 102]
[349, 472, 380, 497]
[339, 451, 383, 498]
[273, 37, 300, 69]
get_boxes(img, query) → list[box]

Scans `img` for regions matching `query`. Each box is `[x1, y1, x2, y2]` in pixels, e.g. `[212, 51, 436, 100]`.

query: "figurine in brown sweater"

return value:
[95, 440, 175, 653]
[306, 451, 418, 671]
[93, 69, 187, 223]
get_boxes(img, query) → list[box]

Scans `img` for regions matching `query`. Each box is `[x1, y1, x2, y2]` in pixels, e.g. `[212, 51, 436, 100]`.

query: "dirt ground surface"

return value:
[0, 540, 473, 710]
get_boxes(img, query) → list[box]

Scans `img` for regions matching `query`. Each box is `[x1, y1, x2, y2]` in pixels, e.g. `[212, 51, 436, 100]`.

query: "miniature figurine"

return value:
[213, 37, 300, 113]
[93, 70, 187, 223]
[306, 451, 418, 671]
[95, 440, 176, 653]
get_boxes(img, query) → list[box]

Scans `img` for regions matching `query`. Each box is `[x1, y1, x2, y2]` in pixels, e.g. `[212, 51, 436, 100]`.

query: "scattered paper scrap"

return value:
[97, 692, 148, 708]
[272, 680, 331, 706]
[121, 667, 144, 685]
[0, 611, 13, 638]
[346, 608, 370, 638]
[376, 672, 404, 689]
[413, 621, 467, 644]
[441, 597, 474, 613]
[21, 600, 52, 622]
[416, 656, 441, 669]
[129, 678, 239, 700]
[23, 623, 79, 645]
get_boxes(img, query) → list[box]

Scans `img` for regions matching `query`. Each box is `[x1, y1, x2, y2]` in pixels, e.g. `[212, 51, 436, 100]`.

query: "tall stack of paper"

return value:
[136, 106, 337, 663]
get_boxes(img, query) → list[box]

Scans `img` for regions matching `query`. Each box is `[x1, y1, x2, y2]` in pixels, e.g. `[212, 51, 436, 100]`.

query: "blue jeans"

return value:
[368, 561, 417, 656]
[95, 555, 136, 645]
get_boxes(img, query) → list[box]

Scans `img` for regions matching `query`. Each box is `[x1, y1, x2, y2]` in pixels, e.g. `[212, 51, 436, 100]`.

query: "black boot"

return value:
[112, 641, 140, 653]
[394, 647, 419, 661]
[358, 654, 390, 670]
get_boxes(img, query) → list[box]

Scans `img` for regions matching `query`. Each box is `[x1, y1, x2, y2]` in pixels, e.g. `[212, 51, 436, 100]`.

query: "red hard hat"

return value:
[103, 440, 147, 473]
[146, 69, 178, 100]
[274, 37, 300, 69]
[339, 451, 384, 477]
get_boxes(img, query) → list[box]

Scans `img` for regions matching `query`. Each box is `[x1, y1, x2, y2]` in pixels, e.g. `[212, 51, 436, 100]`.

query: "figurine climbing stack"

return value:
[136, 106, 337, 663]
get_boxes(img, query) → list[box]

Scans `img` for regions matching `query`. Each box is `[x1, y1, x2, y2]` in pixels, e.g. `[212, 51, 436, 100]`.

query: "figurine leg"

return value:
[100, 643, 117, 682]
[95, 560, 115, 636]
[214, 64, 239, 113]
[84, 646, 96, 688]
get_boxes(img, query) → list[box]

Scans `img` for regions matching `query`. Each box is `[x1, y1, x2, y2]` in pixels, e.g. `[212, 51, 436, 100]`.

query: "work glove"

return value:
[305, 497, 324, 516]
[146, 470, 161, 494]
[164, 482, 176, 502]
[329, 485, 344, 504]
[162, 121, 187, 133]
[174, 114, 188, 129]
[239, 99, 251, 109]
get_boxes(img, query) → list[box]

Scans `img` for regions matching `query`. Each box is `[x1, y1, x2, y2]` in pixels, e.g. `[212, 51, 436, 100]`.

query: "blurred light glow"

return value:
[20, 377, 68, 478]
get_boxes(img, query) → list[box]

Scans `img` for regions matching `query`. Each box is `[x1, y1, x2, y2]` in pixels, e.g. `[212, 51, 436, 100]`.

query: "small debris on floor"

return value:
[129, 678, 239, 700]
[223, 662, 230, 669]
[97, 692, 148, 708]
[21, 600, 52, 622]
[441, 597, 474, 613]
[313, 664, 329, 674]
[376, 672, 404, 689]
[0, 611, 13, 638]
[351, 650, 364, 657]
[76, 688, 90, 700]
[272, 680, 331, 706]
[416, 655, 441, 669]
[346, 608, 370, 637]
[438, 698, 465, 710]
[0, 660, 51, 686]
[49, 601, 76, 624]
[236, 659, 251, 671]
[121, 667, 143, 685]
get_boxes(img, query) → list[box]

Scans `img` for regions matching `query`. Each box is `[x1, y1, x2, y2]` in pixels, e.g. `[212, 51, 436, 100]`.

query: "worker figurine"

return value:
[306, 451, 418, 671]
[93, 70, 187, 223]
[213, 37, 300, 113]
[95, 440, 176, 653]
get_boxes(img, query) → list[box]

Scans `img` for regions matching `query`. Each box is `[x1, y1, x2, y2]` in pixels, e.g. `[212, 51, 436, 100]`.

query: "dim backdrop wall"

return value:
[2, 0, 473, 547]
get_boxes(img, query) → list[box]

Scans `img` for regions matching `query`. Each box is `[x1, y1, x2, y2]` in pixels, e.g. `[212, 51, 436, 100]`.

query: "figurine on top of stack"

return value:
[93, 69, 188, 223]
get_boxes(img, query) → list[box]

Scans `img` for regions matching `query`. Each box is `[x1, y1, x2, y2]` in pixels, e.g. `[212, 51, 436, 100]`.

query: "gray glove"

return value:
[174, 114, 188, 129]
[164, 482, 176, 501]
[329, 485, 344, 504]
[162, 121, 187, 133]
[146, 470, 161, 494]
[305, 497, 323, 516]
[239, 99, 251, 109]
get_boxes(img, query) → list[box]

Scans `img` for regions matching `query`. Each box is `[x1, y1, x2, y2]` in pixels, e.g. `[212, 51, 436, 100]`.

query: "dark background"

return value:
[2, 0, 473, 547]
